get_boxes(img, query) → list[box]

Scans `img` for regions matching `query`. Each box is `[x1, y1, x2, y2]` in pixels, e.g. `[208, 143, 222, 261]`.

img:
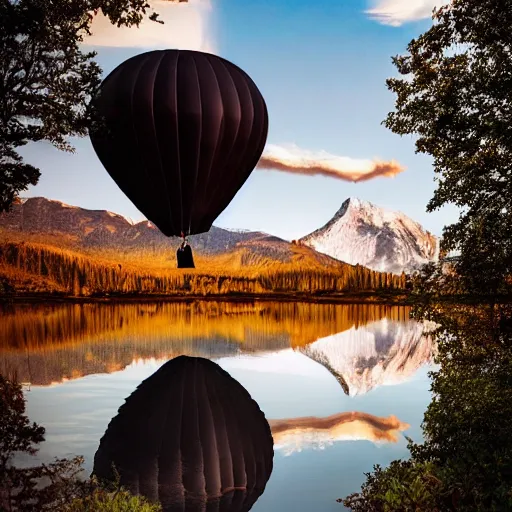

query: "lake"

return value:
[0, 301, 435, 511]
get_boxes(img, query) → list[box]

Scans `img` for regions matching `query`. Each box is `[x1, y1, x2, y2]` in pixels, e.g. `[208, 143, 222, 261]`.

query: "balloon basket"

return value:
[177, 242, 195, 269]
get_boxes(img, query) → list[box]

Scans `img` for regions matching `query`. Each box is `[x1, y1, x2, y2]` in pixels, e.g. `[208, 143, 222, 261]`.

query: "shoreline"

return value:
[2, 293, 509, 307]
[0, 291, 412, 306]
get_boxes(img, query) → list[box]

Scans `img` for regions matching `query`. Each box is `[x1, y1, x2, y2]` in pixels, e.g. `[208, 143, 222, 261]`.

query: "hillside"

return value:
[0, 197, 408, 298]
[0, 197, 263, 256]
[0, 197, 370, 272]
[0, 240, 406, 297]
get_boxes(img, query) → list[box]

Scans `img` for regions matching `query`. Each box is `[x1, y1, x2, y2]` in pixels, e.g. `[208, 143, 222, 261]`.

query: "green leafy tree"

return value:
[339, 460, 446, 512]
[341, 304, 512, 511]
[384, 0, 512, 297]
[409, 305, 512, 510]
[0, 0, 183, 213]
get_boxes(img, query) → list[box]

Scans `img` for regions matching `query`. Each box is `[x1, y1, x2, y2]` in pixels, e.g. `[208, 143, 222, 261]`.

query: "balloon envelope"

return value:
[89, 50, 268, 237]
[93, 355, 274, 512]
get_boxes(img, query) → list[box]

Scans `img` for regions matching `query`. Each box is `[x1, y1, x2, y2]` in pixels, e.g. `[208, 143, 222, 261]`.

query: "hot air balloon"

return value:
[93, 355, 274, 512]
[89, 49, 268, 267]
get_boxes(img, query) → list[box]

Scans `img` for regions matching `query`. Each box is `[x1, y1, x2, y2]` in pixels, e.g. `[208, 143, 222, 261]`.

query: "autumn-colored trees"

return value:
[0, 242, 407, 297]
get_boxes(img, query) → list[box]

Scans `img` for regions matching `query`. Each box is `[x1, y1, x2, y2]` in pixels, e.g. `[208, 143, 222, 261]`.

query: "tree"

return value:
[384, 0, 512, 297]
[0, 0, 183, 213]
[0, 374, 86, 510]
[341, 304, 512, 511]
[0, 374, 162, 511]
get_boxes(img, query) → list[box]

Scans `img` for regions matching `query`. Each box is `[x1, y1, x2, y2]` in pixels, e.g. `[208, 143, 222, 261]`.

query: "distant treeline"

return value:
[0, 242, 407, 297]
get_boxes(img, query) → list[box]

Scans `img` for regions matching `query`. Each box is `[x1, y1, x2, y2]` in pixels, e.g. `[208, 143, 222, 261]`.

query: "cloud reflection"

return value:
[269, 411, 409, 455]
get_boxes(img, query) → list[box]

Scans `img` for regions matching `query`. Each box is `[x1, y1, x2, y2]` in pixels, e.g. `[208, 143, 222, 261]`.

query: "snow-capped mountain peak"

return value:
[300, 197, 438, 274]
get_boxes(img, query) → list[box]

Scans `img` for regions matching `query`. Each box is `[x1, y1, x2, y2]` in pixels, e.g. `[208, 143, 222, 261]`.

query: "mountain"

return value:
[0, 195, 433, 282]
[0, 197, 264, 254]
[0, 197, 318, 268]
[300, 198, 439, 274]
[0, 197, 411, 277]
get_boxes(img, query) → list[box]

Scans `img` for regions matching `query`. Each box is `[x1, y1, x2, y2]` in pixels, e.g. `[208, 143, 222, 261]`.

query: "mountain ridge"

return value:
[300, 197, 438, 274]
[1, 197, 269, 255]
[0, 196, 437, 274]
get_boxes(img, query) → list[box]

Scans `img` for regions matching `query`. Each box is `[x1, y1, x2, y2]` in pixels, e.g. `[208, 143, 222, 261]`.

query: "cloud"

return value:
[366, 0, 450, 26]
[257, 144, 405, 183]
[85, 0, 215, 53]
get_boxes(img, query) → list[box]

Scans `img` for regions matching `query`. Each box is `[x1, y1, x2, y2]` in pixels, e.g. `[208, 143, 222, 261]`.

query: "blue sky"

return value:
[20, 0, 457, 241]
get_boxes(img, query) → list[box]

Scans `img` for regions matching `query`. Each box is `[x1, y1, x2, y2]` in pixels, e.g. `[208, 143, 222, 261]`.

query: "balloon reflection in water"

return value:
[93, 356, 274, 512]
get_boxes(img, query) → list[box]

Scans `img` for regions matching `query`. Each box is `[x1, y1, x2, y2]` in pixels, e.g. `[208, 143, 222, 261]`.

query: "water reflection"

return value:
[299, 318, 435, 396]
[0, 302, 431, 394]
[269, 412, 409, 456]
[0, 301, 436, 512]
[94, 356, 274, 512]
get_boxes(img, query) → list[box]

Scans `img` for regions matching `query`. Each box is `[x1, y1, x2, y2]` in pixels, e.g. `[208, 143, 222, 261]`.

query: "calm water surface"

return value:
[0, 301, 435, 511]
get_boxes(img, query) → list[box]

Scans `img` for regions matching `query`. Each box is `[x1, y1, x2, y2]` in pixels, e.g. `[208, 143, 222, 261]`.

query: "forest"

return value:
[0, 241, 407, 298]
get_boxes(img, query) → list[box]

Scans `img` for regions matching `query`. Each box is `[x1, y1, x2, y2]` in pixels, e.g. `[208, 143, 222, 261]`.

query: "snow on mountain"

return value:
[300, 197, 439, 274]
[106, 210, 136, 225]
[297, 316, 435, 397]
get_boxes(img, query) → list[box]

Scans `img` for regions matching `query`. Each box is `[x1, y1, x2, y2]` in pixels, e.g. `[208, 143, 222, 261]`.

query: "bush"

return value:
[65, 488, 161, 511]
[340, 460, 446, 512]
[340, 305, 512, 511]
[0, 375, 161, 511]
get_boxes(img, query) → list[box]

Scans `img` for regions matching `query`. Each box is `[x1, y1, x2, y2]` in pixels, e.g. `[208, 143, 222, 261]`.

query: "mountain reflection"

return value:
[0, 302, 432, 392]
[269, 412, 410, 455]
[93, 356, 274, 512]
[298, 318, 435, 396]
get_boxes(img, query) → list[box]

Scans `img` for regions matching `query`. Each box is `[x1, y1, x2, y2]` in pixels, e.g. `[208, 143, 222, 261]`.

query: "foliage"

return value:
[65, 488, 162, 511]
[351, 2, 512, 503]
[0, 374, 87, 511]
[0, 375, 162, 511]
[384, 0, 512, 297]
[410, 305, 512, 510]
[341, 304, 512, 511]
[0, 0, 180, 212]
[340, 460, 446, 512]
[0, 241, 407, 297]
[0, 375, 44, 470]
[409, 260, 470, 303]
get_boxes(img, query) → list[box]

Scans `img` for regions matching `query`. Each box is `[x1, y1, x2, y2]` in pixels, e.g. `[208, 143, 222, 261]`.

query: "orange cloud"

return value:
[257, 144, 405, 183]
